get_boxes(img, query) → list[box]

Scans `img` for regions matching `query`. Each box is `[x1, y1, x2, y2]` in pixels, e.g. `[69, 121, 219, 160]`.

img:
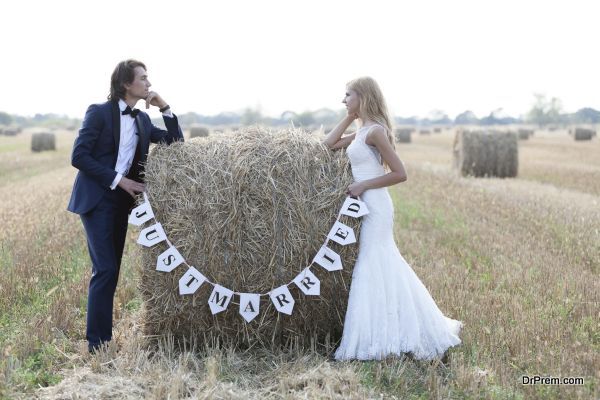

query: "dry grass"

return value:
[0, 127, 598, 399]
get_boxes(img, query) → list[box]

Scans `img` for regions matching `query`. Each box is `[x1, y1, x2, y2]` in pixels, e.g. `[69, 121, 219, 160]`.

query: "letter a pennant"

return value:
[239, 293, 260, 322]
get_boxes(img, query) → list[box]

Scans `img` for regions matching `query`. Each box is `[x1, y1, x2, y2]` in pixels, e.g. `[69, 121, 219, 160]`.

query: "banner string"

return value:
[135, 191, 365, 300]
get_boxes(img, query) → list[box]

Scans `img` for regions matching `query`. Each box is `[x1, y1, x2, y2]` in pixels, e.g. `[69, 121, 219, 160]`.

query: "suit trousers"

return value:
[80, 187, 133, 346]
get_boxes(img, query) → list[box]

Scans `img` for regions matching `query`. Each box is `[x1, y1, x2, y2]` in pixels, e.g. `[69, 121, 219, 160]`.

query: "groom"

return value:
[67, 59, 184, 353]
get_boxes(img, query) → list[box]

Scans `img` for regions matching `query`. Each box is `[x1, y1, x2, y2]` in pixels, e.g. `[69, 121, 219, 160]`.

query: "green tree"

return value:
[241, 108, 262, 125]
[0, 111, 13, 125]
[527, 93, 563, 126]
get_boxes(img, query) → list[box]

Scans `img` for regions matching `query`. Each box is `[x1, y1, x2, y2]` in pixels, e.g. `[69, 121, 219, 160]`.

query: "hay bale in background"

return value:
[139, 127, 359, 349]
[3, 126, 22, 136]
[453, 129, 518, 178]
[574, 128, 594, 141]
[433, 128, 441, 134]
[189, 125, 210, 138]
[31, 132, 56, 152]
[518, 128, 534, 140]
[419, 129, 431, 135]
[394, 128, 412, 143]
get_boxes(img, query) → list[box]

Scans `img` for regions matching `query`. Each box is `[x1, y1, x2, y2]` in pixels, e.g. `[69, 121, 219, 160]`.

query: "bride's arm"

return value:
[323, 114, 357, 150]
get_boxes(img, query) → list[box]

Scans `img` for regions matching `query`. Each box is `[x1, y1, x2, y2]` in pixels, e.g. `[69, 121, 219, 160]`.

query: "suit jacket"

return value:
[67, 100, 184, 215]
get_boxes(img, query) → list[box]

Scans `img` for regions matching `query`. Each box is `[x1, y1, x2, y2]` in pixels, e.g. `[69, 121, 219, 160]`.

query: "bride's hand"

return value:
[346, 182, 366, 197]
[347, 112, 359, 121]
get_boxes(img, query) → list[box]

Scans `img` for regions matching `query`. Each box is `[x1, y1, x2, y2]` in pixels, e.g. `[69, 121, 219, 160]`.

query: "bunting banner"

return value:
[131, 194, 368, 323]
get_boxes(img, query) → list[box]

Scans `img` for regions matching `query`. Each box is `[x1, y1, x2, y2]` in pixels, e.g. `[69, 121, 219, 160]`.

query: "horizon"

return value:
[1, 0, 598, 121]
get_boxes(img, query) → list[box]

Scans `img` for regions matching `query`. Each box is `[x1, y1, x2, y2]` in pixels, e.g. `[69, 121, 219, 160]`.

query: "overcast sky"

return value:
[1, 0, 598, 120]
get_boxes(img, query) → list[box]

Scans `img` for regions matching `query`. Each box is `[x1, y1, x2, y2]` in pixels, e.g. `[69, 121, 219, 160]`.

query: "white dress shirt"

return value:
[110, 99, 174, 189]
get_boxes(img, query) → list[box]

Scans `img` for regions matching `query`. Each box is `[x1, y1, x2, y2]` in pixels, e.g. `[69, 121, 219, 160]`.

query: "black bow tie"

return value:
[122, 106, 140, 118]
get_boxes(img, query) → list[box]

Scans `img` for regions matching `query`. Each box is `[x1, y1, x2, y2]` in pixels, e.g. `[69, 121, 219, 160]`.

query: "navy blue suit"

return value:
[67, 100, 183, 349]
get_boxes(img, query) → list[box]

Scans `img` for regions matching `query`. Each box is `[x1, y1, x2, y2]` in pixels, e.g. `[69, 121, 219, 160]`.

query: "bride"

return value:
[324, 77, 462, 361]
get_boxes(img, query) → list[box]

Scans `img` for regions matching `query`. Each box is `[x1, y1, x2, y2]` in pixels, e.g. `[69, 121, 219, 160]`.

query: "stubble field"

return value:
[0, 127, 598, 399]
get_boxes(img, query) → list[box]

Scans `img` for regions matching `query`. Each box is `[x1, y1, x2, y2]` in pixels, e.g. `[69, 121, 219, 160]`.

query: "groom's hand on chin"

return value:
[118, 177, 146, 198]
[145, 91, 168, 110]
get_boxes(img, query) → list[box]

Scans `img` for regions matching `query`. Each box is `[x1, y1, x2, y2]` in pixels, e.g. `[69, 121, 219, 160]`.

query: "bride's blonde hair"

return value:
[347, 77, 395, 156]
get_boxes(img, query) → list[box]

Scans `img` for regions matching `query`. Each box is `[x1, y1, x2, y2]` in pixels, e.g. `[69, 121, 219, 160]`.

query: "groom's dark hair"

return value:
[108, 59, 147, 101]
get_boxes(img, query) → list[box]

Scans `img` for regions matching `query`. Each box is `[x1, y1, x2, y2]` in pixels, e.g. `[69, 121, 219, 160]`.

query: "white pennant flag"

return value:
[137, 223, 167, 247]
[156, 246, 185, 272]
[239, 293, 260, 322]
[313, 246, 342, 271]
[327, 221, 356, 245]
[293, 268, 321, 295]
[269, 285, 295, 315]
[128, 199, 155, 226]
[340, 196, 369, 218]
[178, 266, 207, 295]
[208, 284, 234, 314]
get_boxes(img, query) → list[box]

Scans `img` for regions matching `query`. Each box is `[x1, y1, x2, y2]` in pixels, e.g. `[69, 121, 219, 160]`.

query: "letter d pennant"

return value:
[340, 196, 369, 218]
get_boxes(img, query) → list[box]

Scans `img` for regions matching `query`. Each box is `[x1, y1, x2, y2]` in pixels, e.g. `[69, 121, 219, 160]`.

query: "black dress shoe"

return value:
[88, 341, 109, 354]
[88, 343, 101, 354]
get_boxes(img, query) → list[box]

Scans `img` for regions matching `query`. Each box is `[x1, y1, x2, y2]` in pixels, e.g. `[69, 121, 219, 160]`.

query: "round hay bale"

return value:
[453, 129, 518, 178]
[394, 128, 412, 143]
[518, 128, 534, 140]
[189, 125, 210, 138]
[574, 127, 594, 141]
[419, 129, 431, 135]
[3, 126, 22, 136]
[433, 127, 441, 134]
[139, 127, 360, 349]
[31, 132, 56, 152]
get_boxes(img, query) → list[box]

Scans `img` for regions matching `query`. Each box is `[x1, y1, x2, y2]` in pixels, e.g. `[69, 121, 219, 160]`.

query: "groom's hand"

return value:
[145, 91, 168, 110]
[118, 176, 146, 198]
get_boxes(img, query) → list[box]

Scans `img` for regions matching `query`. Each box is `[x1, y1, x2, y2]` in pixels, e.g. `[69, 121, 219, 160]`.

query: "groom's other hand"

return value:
[118, 177, 146, 198]
[145, 91, 168, 110]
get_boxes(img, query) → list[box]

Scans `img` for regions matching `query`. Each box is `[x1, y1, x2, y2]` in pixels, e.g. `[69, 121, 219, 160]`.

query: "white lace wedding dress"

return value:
[334, 124, 462, 361]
